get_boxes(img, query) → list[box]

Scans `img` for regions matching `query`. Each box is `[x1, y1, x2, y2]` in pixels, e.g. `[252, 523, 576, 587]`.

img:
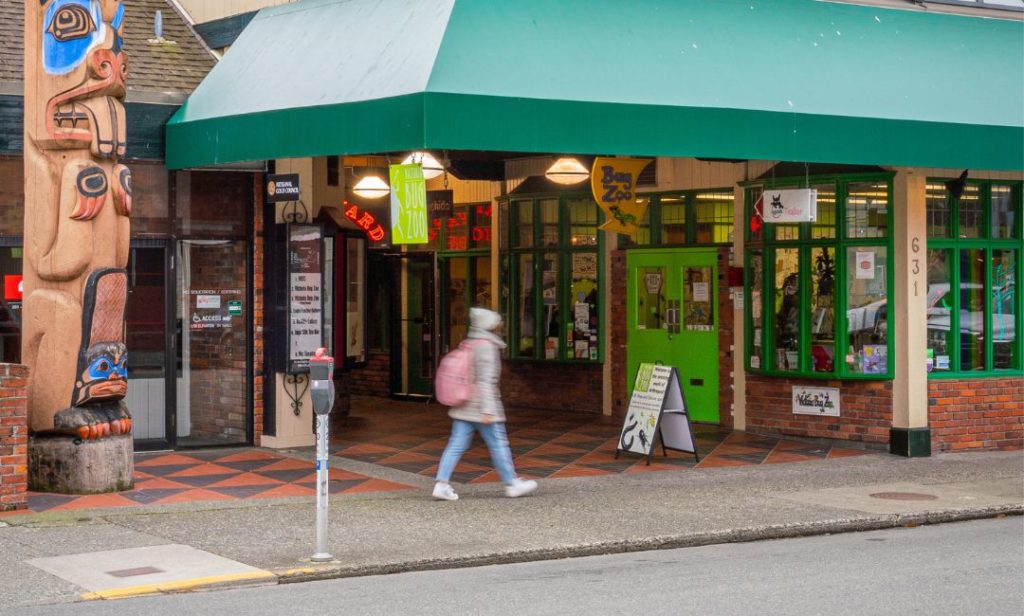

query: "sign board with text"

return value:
[287, 224, 324, 373]
[389, 164, 428, 244]
[616, 363, 699, 464]
[765, 188, 817, 223]
[792, 386, 840, 417]
[267, 173, 301, 203]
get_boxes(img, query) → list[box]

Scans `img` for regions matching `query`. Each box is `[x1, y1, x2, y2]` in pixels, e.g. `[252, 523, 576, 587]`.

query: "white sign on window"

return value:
[855, 251, 876, 279]
[765, 188, 817, 223]
[792, 386, 840, 417]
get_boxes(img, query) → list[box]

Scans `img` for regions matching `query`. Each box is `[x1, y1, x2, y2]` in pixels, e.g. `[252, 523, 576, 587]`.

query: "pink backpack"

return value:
[434, 340, 485, 406]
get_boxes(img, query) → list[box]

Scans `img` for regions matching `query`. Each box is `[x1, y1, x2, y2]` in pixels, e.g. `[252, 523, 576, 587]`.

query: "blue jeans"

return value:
[436, 420, 518, 485]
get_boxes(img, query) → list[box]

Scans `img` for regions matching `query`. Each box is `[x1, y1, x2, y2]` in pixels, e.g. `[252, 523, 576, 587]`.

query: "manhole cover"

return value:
[869, 491, 938, 501]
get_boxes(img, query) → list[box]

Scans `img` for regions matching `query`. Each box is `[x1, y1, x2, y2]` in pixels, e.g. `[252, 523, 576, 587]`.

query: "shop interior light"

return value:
[545, 157, 589, 185]
[401, 151, 444, 180]
[352, 174, 390, 199]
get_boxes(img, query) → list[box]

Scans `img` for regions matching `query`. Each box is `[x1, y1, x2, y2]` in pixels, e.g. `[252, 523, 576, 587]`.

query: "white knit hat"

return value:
[469, 307, 502, 331]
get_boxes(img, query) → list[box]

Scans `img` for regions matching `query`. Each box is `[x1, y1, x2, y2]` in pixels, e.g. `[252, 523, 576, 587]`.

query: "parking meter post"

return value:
[309, 348, 335, 563]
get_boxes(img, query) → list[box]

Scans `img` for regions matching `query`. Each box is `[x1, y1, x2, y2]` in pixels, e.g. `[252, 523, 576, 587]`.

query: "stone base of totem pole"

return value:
[28, 435, 134, 494]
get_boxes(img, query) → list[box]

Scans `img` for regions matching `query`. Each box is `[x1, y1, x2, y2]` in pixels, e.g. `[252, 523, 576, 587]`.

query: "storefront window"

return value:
[927, 180, 1022, 375]
[810, 247, 836, 372]
[510, 196, 602, 361]
[846, 246, 888, 374]
[694, 192, 734, 244]
[926, 248, 953, 372]
[345, 236, 366, 363]
[773, 248, 800, 372]
[845, 182, 888, 239]
[958, 184, 983, 239]
[748, 251, 764, 370]
[0, 244, 22, 363]
[514, 200, 533, 248]
[638, 266, 666, 331]
[746, 174, 894, 378]
[622, 189, 734, 248]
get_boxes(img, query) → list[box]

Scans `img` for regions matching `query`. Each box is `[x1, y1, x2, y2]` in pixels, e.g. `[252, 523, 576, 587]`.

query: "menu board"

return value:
[288, 224, 323, 373]
[616, 363, 699, 464]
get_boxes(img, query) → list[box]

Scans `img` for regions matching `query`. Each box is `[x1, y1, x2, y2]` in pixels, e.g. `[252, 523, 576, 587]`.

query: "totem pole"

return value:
[23, 0, 133, 493]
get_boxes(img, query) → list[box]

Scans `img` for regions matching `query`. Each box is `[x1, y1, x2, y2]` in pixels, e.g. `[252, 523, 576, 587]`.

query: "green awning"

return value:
[166, 0, 1024, 170]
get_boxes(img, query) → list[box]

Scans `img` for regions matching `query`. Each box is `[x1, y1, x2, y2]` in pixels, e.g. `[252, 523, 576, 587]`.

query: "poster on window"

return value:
[288, 224, 323, 373]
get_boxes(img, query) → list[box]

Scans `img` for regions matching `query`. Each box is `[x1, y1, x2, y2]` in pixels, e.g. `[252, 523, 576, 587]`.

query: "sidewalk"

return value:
[0, 436, 1020, 608]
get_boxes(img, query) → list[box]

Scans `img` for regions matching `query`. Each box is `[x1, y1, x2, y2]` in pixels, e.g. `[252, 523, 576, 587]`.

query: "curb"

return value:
[79, 571, 277, 601]
[276, 505, 1022, 584]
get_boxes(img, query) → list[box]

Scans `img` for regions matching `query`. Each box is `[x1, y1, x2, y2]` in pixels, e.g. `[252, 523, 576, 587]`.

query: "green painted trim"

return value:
[890, 427, 932, 458]
[167, 92, 1024, 170]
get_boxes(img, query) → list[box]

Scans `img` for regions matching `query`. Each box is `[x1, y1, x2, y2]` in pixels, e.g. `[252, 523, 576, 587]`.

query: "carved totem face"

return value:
[34, 0, 127, 159]
[74, 342, 128, 405]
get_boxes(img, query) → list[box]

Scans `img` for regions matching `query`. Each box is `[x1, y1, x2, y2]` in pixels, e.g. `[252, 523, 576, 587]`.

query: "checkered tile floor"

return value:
[331, 400, 875, 483]
[21, 449, 413, 514]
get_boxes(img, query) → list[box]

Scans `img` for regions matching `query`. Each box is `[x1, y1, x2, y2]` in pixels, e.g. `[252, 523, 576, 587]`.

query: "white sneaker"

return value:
[432, 482, 458, 501]
[504, 478, 538, 498]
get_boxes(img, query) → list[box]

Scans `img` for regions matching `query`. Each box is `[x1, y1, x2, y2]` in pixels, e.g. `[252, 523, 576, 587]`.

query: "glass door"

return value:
[176, 239, 250, 446]
[125, 242, 173, 448]
[440, 255, 492, 353]
[389, 251, 434, 394]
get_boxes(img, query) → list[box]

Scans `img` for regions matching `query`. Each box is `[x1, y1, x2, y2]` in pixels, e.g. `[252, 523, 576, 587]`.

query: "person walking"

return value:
[433, 307, 538, 501]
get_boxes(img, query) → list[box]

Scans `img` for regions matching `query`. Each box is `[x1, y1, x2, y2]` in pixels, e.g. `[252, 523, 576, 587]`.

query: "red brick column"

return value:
[0, 364, 28, 511]
[253, 173, 265, 445]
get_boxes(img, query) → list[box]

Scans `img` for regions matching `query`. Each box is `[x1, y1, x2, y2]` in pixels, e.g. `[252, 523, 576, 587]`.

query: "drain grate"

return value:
[869, 491, 938, 501]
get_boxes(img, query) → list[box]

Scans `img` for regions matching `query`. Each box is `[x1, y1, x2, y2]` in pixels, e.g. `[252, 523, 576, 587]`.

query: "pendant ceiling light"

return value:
[545, 157, 589, 185]
[352, 174, 390, 199]
[401, 151, 444, 180]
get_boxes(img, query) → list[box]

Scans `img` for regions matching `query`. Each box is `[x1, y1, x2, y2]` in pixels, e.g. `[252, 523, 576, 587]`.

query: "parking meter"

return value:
[310, 348, 335, 415]
[308, 347, 334, 562]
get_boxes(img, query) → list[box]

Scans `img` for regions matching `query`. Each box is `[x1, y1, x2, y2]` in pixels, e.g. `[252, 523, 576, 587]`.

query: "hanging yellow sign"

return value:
[590, 157, 652, 238]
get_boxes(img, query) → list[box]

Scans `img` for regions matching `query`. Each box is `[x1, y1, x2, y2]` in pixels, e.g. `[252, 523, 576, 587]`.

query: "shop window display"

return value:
[509, 196, 602, 362]
[926, 181, 1022, 375]
[746, 174, 894, 378]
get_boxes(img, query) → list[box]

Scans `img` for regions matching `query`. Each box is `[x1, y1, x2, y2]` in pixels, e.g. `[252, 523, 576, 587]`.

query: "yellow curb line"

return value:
[80, 571, 276, 600]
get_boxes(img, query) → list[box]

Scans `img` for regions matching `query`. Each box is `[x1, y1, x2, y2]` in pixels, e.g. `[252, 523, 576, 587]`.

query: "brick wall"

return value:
[0, 363, 28, 511]
[503, 362, 602, 413]
[347, 352, 391, 397]
[716, 248, 735, 430]
[745, 376, 893, 446]
[929, 377, 1023, 452]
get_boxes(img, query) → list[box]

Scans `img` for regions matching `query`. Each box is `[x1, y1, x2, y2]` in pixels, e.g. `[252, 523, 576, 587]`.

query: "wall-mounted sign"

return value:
[792, 386, 840, 417]
[427, 189, 453, 219]
[287, 224, 323, 373]
[266, 173, 301, 203]
[389, 164, 428, 244]
[765, 188, 817, 223]
[616, 363, 699, 464]
[343, 202, 386, 241]
[228, 300, 243, 316]
[590, 157, 652, 238]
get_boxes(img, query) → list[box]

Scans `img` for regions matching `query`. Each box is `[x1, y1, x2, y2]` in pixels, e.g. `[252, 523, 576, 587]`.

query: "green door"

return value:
[390, 254, 435, 398]
[626, 249, 719, 423]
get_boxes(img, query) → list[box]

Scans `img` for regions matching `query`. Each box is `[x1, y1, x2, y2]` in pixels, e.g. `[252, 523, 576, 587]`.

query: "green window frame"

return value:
[744, 174, 896, 379]
[925, 180, 1022, 377]
[619, 189, 735, 248]
[507, 195, 604, 362]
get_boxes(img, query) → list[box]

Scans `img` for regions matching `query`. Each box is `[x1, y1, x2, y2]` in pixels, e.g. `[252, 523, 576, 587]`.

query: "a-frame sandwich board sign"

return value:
[615, 363, 700, 465]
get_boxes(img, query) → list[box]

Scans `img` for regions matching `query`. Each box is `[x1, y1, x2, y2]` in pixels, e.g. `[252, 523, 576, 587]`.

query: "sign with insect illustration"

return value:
[616, 363, 699, 464]
[590, 157, 652, 238]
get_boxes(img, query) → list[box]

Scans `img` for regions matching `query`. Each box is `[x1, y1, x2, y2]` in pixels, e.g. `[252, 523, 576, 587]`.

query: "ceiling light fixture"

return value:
[545, 157, 589, 185]
[401, 151, 444, 180]
[352, 174, 390, 199]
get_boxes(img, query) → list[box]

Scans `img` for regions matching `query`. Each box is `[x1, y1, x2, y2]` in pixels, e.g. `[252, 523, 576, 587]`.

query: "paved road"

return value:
[9, 517, 1022, 616]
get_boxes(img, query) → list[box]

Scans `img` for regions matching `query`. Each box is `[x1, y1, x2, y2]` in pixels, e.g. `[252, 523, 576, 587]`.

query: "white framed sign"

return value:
[617, 363, 699, 464]
[792, 386, 840, 417]
[765, 188, 817, 223]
